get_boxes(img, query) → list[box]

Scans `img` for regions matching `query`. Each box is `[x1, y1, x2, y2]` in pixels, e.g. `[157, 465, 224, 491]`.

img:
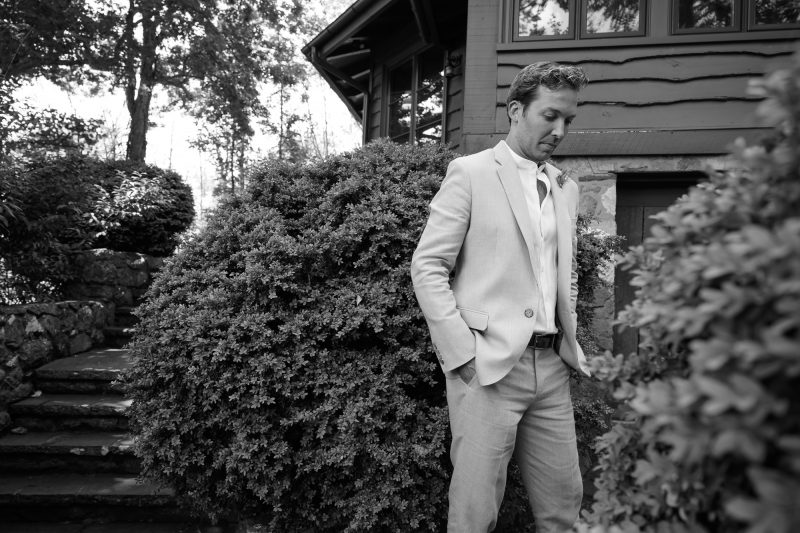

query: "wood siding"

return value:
[445, 45, 467, 150]
[461, 0, 502, 155]
[457, 0, 799, 155]
[494, 41, 796, 155]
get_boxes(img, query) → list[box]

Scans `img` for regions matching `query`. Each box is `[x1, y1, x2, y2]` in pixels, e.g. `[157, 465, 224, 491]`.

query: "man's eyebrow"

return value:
[542, 107, 576, 119]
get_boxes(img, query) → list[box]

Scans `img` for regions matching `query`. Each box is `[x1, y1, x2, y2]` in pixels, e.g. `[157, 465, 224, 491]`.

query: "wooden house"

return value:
[302, 0, 800, 355]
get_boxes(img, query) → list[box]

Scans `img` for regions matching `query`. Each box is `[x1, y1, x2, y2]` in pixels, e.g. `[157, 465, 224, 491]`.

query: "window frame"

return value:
[580, 0, 647, 39]
[384, 47, 446, 145]
[512, 0, 648, 42]
[504, 0, 798, 44]
[671, 0, 742, 34]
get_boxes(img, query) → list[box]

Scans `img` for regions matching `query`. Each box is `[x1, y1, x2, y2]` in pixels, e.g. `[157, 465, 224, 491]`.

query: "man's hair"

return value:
[506, 61, 588, 118]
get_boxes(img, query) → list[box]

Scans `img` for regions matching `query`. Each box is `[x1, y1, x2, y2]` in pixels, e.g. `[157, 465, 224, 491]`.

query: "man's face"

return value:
[506, 86, 578, 162]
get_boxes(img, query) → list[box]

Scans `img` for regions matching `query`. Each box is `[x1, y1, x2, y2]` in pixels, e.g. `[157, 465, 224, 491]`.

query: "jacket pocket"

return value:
[458, 307, 489, 331]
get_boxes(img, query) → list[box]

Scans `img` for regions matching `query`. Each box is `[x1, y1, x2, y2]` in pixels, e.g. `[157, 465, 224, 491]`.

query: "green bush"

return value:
[579, 54, 800, 532]
[0, 155, 194, 302]
[125, 139, 618, 531]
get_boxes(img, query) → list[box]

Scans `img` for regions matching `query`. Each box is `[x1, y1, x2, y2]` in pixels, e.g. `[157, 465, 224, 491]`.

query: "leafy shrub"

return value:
[0, 155, 194, 302]
[91, 160, 195, 256]
[579, 54, 800, 532]
[0, 157, 100, 302]
[125, 139, 618, 531]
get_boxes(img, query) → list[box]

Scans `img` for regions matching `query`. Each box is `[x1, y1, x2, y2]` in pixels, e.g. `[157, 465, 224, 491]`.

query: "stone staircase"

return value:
[0, 307, 215, 532]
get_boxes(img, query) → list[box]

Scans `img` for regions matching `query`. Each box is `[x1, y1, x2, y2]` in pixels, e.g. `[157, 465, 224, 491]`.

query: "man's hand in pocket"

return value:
[457, 358, 476, 384]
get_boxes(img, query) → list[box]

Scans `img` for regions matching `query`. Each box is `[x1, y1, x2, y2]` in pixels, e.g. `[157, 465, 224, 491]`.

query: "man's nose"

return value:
[552, 119, 568, 140]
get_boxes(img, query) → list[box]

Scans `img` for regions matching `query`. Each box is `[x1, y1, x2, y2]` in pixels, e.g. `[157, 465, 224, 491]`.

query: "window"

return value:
[387, 48, 444, 144]
[516, 0, 575, 40]
[673, 0, 740, 33]
[583, 0, 646, 37]
[672, 0, 799, 33]
[514, 0, 645, 41]
[750, 0, 800, 29]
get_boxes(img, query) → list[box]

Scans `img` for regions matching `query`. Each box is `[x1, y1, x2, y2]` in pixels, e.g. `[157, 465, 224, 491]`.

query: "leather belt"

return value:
[529, 332, 560, 350]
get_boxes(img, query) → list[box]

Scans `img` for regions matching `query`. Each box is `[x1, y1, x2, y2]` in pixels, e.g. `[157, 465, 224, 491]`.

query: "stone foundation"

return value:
[0, 301, 112, 431]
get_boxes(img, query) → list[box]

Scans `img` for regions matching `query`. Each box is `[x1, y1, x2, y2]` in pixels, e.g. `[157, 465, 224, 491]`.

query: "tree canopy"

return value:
[1, 0, 310, 164]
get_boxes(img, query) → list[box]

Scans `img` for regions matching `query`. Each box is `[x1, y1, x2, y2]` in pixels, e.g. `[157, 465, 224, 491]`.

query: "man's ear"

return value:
[508, 100, 521, 123]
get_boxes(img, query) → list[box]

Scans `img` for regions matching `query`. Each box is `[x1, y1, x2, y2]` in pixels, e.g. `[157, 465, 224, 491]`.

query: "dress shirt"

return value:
[503, 141, 558, 334]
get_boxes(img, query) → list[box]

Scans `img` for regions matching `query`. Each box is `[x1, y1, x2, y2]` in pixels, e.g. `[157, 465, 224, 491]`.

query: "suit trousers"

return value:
[444, 346, 582, 532]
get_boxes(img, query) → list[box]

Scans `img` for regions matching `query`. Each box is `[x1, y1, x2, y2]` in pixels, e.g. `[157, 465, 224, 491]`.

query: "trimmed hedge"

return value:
[125, 139, 618, 531]
[579, 53, 800, 532]
[0, 155, 194, 302]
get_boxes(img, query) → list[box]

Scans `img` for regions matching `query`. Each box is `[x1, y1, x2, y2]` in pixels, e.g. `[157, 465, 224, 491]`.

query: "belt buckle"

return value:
[531, 334, 552, 350]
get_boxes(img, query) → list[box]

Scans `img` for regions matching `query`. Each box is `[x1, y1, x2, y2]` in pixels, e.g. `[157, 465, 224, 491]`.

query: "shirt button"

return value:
[524, 308, 534, 318]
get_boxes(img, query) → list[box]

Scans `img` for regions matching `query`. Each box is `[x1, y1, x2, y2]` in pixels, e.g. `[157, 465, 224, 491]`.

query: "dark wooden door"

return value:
[613, 173, 704, 356]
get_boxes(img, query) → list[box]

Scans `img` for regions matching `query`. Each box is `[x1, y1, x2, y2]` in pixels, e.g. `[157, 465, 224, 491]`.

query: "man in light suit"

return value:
[411, 62, 590, 532]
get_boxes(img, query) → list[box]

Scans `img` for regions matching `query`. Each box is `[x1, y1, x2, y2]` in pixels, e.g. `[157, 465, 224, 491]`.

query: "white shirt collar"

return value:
[503, 140, 546, 174]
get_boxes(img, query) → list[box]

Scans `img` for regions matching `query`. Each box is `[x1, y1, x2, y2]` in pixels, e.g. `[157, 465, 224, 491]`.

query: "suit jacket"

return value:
[411, 141, 589, 386]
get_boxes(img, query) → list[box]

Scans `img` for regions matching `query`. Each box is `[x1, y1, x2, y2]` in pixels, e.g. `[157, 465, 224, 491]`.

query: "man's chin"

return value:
[539, 143, 556, 152]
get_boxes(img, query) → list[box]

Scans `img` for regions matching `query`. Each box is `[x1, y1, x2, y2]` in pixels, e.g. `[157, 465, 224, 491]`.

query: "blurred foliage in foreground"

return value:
[578, 50, 800, 533]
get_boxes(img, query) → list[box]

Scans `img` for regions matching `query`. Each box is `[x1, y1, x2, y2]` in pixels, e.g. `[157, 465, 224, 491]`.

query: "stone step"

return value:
[0, 473, 185, 523]
[10, 394, 131, 431]
[114, 306, 139, 328]
[0, 431, 139, 474]
[34, 348, 132, 394]
[0, 522, 210, 533]
[104, 326, 136, 348]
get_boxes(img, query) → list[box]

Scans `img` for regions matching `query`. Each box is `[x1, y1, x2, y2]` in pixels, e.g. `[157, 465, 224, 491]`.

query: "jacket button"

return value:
[524, 308, 534, 318]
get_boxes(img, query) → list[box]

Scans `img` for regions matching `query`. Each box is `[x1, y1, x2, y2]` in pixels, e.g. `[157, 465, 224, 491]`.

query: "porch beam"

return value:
[409, 0, 438, 45]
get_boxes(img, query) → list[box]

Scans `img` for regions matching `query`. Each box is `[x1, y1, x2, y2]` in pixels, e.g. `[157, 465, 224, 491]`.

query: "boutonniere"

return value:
[556, 168, 568, 189]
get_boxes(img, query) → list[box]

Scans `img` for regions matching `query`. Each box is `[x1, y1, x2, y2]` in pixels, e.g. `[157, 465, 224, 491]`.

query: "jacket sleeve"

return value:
[410, 158, 476, 371]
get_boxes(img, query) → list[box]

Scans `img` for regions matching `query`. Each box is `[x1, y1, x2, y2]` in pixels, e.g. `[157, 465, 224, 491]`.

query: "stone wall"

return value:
[0, 301, 112, 431]
[0, 248, 162, 431]
[63, 248, 163, 307]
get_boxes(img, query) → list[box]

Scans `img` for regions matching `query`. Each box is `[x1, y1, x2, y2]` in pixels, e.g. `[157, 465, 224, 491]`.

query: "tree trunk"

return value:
[125, 1, 158, 163]
[126, 87, 152, 162]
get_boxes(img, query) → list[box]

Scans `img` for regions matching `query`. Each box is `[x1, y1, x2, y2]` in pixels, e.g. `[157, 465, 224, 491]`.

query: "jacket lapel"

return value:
[493, 141, 541, 285]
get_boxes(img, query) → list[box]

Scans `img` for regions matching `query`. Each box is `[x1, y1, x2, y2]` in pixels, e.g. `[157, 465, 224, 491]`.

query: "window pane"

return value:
[754, 0, 800, 25]
[416, 49, 443, 145]
[388, 60, 412, 142]
[676, 0, 734, 29]
[518, 0, 570, 37]
[586, 0, 641, 33]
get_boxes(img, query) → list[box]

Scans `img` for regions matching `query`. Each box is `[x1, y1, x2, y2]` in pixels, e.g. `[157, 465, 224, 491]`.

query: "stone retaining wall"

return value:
[0, 301, 112, 431]
[63, 248, 163, 307]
